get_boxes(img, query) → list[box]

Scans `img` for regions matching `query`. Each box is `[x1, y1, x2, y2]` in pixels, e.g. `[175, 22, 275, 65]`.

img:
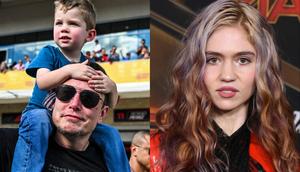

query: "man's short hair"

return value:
[131, 131, 150, 146]
[54, 0, 96, 30]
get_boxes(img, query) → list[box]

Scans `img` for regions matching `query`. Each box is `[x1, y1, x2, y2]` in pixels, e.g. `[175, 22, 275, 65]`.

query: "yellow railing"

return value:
[0, 59, 149, 90]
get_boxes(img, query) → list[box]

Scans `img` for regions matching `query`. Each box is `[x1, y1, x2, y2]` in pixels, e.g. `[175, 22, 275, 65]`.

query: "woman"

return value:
[151, 0, 299, 171]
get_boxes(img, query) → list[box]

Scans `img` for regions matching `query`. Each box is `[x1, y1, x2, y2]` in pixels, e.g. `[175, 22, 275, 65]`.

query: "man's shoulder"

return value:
[93, 124, 122, 142]
[96, 124, 119, 134]
[98, 123, 118, 130]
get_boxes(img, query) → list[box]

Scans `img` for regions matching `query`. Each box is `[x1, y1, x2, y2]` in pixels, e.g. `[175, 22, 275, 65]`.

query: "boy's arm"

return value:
[37, 60, 97, 90]
[36, 67, 70, 90]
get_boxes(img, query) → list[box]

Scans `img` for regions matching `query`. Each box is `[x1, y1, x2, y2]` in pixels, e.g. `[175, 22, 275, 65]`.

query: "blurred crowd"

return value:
[0, 54, 31, 73]
[86, 38, 150, 62]
[0, 38, 149, 74]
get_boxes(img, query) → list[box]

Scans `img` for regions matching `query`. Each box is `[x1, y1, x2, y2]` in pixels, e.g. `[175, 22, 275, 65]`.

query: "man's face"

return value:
[133, 135, 150, 170]
[53, 6, 91, 52]
[52, 79, 106, 137]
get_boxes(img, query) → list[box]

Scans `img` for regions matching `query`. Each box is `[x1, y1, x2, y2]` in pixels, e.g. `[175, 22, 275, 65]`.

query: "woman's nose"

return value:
[219, 61, 237, 82]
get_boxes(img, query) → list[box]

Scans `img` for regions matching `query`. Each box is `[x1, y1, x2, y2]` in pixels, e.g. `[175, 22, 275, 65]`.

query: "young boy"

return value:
[12, 0, 129, 171]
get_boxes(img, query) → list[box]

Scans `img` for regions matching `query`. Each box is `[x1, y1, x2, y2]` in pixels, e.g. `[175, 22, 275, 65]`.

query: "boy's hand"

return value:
[88, 70, 116, 93]
[64, 60, 97, 80]
[88, 70, 119, 108]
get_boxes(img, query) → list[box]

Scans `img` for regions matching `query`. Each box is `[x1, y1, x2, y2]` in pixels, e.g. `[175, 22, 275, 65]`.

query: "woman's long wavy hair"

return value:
[155, 0, 299, 171]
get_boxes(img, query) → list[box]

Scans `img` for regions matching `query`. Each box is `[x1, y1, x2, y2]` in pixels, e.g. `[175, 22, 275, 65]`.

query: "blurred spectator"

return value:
[9, 61, 17, 70]
[109, 45, 120, 62]
[137, 39, 148, 56]
[93, 39, 101, 58]
[24, 55, 31, 69]
[7, 58, 12, 68]
[99, 48, 109, 62]
[129, 131, 150, 172]
[123, 52, 131, 61]
[138, 47, 150, 59]
[85, 51, 93, 60]
[13, 60, 25, 70]
[0, 61, 8, 73]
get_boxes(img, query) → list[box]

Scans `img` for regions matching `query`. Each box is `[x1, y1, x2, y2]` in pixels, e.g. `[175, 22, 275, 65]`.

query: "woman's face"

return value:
[204, 25, 256, 111]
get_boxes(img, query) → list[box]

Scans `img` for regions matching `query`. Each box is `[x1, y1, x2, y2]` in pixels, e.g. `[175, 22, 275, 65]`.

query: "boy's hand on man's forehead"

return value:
[64, 61, 97, 81]
[88, 74, 114, 94]
[96, 70, 106, 76]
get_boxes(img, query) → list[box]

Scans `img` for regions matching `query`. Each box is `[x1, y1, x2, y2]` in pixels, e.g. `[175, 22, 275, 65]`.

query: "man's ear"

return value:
[86, 29, 96, 42]
[97, 105, 109, 123]
[131, 145, 138, 156]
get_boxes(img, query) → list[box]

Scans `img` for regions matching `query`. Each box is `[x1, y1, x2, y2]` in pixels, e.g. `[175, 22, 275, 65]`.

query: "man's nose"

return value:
[220, 61, 236, 82]
[68, 93, 82, 111]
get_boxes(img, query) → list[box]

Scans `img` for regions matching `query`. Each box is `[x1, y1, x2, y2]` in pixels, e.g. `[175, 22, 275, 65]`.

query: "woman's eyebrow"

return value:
[205, 51, 223, 57]
[205, 51, 256, 57]
[235, 51, 256, 57]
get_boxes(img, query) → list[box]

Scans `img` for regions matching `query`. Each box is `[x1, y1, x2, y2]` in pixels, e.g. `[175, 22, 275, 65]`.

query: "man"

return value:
[129, 131, 150, 172]
[43, 63, 130, 172]
[136, 39, 148, 56]
[93, 39, 102, 58]
[109, 45, 120, 62]
[24, 55, 31, 69]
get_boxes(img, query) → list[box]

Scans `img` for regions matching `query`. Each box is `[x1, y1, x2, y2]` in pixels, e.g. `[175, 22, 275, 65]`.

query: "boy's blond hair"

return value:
[54, 0, 96, 30]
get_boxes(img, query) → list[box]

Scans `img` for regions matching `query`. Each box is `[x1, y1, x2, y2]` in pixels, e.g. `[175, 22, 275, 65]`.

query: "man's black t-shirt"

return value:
[43, 137, 108, 172]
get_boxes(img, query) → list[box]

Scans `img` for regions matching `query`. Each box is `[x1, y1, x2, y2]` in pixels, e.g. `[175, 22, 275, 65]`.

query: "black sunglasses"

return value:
[55, 85, 102, 108]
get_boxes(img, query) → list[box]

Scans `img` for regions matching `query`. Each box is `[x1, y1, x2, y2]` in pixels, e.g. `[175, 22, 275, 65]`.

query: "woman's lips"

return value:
[216, 86, 239, 98]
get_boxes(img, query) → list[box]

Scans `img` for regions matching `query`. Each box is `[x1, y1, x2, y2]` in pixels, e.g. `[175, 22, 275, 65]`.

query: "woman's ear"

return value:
[86, 29, 96, 42]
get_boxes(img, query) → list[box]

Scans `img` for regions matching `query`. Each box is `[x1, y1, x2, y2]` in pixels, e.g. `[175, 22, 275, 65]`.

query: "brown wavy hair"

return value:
[54, 0, 96, 30]
[155, 0, 299, 171]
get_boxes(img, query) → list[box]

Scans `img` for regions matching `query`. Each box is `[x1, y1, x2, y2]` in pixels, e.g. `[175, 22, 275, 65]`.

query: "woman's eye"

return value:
[206, 57, 219, 64]
[238, 57, 251, 65]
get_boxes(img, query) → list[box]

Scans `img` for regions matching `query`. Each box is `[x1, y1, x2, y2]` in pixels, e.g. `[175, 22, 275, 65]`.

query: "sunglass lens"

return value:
[80, 90, 100, 108]
[56, 85, 76, 102]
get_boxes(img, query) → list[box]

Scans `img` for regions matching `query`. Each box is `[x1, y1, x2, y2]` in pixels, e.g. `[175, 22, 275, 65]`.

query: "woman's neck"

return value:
[213, 103, 249, 136]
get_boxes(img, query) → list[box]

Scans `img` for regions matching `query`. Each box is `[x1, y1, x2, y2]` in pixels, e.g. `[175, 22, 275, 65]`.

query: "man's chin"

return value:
[57, 126, 83, 137]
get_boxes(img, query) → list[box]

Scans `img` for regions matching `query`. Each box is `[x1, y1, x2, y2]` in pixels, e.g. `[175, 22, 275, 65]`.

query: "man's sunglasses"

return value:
[56, 85, 102, 108]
